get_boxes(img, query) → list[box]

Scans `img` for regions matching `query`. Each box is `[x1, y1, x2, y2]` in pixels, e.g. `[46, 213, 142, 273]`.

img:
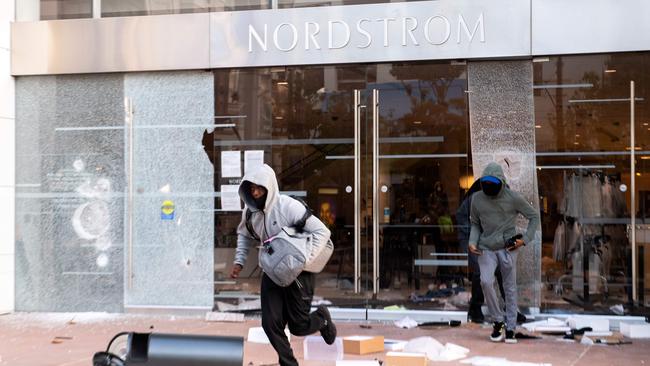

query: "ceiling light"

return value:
[637, 172, 642, 176]
[277, 81, 289, 85]
[275, 116, 284, 120]
[644, 123, 649, 126]
[574, 142, 580, 145]
[641, 156, 650, 160]
[413, 121, 422, 124]
[605, 69, 617, 73]
[575, 134, 580, 137]
[533, 57, 550, 63]
[625, 146, 642, 151]
[535, 125, 542, 129]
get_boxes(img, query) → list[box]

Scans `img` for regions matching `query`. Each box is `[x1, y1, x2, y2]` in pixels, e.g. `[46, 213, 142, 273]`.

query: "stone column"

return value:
[468, 60, 542, 309]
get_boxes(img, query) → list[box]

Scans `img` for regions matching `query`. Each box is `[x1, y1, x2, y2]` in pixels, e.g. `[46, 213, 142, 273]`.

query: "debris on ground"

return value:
[384, 339, 408, 351]
[51, 336, 73, 344]
[610, 304, 625, 315]
[620, 322, 650, 339]
[403, 336, 469, 362]
[216, 299, 261, 312]
[521, 318, 570, 333]
[205, 311, 245, 323]
[303, 335, 343, 361]
[460, 356, 551, 366]
[394, 316, 418, 329]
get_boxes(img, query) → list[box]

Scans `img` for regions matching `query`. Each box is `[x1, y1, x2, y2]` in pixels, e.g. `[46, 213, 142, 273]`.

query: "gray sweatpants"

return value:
[477, 249, 518, 330]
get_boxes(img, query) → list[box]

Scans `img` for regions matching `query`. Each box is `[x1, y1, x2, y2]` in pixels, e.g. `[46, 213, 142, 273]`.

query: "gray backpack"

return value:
[244, 199, 311, 287]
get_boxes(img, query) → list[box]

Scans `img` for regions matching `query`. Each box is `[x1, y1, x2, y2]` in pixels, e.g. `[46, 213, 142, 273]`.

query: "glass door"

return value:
[209, 62, 470, 311]
[355, 62, 471, 310]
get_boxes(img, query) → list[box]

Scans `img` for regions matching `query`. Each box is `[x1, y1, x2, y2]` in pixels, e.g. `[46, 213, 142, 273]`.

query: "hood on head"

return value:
[238, 164, 279, 211]
[481, 162, 507, 185]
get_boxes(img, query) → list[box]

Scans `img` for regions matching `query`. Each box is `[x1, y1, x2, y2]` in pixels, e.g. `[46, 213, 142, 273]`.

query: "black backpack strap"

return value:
[291, 196, 312, 232]
[244, 208, 260, 241]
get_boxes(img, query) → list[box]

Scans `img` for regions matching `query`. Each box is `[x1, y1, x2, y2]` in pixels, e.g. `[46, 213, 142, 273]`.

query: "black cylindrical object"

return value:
[124, 332, 243, 366]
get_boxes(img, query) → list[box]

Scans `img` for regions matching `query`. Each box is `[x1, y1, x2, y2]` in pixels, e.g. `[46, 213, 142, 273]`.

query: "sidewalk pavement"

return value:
[0, 312, 648, 366]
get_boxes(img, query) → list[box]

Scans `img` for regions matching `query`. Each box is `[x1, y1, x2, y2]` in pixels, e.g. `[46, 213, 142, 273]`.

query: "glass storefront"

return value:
[13, 53, 650, 314]
[534, 52, 650, 312]
[209, 62, 471, 310]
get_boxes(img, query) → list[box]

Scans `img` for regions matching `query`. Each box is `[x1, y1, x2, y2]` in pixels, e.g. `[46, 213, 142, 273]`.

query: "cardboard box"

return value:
[568, 316, 610, 332]
[336, 361, 380, 366]
[385, 351, 428, 366]
[342, 335, 385, 355]
[620, 322, 650, 339]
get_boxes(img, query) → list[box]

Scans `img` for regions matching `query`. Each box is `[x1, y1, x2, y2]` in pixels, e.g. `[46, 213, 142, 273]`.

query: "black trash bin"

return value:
[94, 332, 244, 366]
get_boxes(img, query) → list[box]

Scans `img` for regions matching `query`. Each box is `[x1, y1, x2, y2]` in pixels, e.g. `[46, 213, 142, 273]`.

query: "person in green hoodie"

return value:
[468, 162, 540, 344]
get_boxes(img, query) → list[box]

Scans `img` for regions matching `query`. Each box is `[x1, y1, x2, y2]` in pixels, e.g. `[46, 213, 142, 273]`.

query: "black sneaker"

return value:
[317, 305, 337, 345]
[490, 321, 505, 342]
[516, 312, 528, 324]
[505, 330, 517, 344]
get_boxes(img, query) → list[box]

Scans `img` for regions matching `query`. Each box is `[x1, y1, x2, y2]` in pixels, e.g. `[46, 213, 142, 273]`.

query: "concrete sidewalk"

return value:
[0, 312, 647, 366]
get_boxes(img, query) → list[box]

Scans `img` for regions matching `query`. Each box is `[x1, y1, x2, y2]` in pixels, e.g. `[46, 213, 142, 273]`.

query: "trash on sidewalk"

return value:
[51, 336, 73, 344]
[620, 322, 650, 338]
[403, 336, 469, 362]
[336, 361, 380, 366]
[610, 304, 625, 315]
[460, 356, 551, 366]
[384, 339, 409, 351]
[385, 351, 428, 366]
[247, 327, 290, 344]
[514, 332, 542, 340]
[303, 335, 343, 361]
[205, 311, 245, 323]
[383, 305, 406, 311]
[580, 335, 594, 345]
[216, 299, 261, 312]
[342, 335, 385, 355]
[418, 320, 462, 327]
[567, 316, 610, 332]
[521, 318, 570, 333]
[394, 316, 418, 329]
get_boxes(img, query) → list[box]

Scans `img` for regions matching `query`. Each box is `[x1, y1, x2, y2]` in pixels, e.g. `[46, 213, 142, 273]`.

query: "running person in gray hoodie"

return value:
[230, 164, 336, 366]
[468, 162, 539, 344]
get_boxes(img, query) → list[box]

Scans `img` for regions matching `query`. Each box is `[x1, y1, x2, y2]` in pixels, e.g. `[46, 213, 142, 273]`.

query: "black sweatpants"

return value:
[261, 271, 325, 366]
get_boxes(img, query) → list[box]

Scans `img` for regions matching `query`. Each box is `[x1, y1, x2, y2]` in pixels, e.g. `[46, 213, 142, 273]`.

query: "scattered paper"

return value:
[216, 299, 261, 312]
[610, 304, 624, 315]
[394, 316, 419, 329]
[403, 336, 470, 362]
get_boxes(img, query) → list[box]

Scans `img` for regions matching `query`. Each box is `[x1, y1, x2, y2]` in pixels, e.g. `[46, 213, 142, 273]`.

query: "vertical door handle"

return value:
[372, 89, 380, 295]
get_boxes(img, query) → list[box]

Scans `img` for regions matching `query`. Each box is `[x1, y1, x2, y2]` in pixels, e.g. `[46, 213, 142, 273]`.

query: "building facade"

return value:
[4, 0, 650, 317]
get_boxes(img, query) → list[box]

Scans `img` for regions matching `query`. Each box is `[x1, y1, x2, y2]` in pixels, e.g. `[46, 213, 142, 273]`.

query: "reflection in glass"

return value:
[534, 53, 650, 312]
[101, 0, 268, 17]
[40, 0, 92, 20]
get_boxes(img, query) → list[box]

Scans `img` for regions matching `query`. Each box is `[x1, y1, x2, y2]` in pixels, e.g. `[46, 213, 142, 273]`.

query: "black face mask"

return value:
[481, 180, 503, 197]
[254, 192, 268, 210]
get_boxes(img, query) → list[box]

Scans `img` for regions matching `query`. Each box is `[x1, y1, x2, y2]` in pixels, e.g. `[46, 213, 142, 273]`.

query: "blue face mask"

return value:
[480, 176, 503, 196]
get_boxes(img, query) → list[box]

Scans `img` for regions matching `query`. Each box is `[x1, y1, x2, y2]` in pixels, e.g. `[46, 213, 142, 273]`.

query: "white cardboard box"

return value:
[568, 316, 610, 332]
[620, 322, 650, 339]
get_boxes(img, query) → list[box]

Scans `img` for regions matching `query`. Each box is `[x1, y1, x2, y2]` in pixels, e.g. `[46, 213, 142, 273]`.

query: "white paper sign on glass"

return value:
[244, 150, 265, 174]
[221, 151, 242, 178]
[221, 185, 242, 211]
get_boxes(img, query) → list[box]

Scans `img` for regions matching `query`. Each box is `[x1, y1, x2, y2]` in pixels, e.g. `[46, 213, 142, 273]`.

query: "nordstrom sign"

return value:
[248, 14, 485, 52]
[209, 0, 530, 68]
